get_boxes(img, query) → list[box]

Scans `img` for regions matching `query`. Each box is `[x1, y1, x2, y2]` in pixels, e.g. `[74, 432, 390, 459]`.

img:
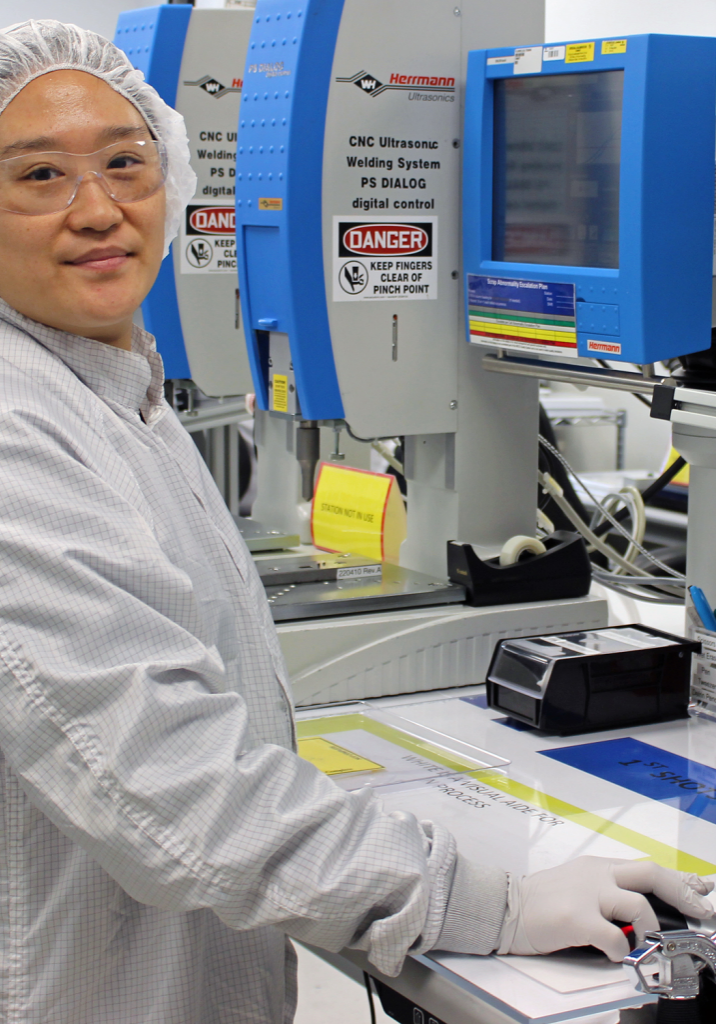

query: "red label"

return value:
[587, 339, 622, 355]
[342, 223, 429, 256]
[188, 206, 235, 234]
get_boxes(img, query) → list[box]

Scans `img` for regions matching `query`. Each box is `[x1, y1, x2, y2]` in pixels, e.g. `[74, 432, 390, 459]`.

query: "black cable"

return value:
[344, 421, 398, 444]
[591, 456, 686, 538]
[363, 972, 377, 1024]
[640, 456, 687, 502]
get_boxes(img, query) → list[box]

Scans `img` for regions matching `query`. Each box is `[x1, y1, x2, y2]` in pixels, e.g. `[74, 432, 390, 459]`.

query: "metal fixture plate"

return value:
[257, 553, 382, 588]
[266, 563, 465, 621]
[235, 517, 300, 553]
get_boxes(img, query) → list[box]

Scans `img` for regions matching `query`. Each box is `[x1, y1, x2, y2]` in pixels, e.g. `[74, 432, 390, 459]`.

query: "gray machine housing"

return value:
[172, 8, 254, 397]
[256, 0, 550, 580]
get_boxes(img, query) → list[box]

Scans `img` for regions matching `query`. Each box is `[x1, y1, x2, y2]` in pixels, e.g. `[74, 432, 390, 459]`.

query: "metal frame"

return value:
[545, 407, 627, 470]
[483, 352, 661, 395]
[177, 394, 250, 516]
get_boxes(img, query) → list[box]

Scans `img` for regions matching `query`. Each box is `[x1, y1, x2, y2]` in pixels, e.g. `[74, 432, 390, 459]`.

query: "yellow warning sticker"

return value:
[298, 736, 384, 776]
[272, 374, 288, 413]
[602, 39, 627, 55]
[565, 41, 595, 63]
[259, 197, 283, 211]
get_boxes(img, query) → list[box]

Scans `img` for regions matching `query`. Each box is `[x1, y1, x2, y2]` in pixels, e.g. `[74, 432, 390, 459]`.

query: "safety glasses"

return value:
[0, 138, 167, 215]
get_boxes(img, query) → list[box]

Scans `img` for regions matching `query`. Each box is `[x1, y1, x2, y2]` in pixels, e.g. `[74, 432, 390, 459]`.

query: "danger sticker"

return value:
[181, 204, 236, 275]
[187, 205, 235, 234]
[333, 216, 437, 301]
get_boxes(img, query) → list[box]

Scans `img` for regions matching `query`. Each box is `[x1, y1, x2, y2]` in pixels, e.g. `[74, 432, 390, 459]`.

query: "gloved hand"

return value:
[497, 857, 715, 962]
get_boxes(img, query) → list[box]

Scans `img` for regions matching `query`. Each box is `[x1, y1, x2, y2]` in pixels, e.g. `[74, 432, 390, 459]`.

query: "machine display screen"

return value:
[492, 70, 624, 269]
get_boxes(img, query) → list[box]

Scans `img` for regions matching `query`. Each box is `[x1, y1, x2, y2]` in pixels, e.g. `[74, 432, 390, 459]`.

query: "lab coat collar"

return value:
[0, 298, 166, 424]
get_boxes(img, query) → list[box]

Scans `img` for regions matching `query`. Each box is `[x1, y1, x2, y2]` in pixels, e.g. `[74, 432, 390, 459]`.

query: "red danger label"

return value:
[339, 221, 432, 257]
[186, 205, 235, 235]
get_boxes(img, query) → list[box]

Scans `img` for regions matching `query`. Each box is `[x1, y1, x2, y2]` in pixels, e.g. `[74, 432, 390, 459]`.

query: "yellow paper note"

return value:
[311, 462, 407, 563]
[602, 39, 627, 55]
[298, 736, 384, 776]
[566, 42, 595, 63]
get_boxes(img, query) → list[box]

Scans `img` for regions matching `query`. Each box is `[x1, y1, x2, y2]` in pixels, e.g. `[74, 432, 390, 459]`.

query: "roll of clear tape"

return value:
[499, 535, 547, 567]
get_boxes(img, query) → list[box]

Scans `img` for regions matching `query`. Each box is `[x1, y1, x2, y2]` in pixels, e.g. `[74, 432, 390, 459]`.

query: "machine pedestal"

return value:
[278, 594, 607, 706]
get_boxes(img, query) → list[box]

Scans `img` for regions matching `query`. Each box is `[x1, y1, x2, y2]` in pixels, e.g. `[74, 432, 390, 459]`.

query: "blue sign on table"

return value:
[461, 694, 488, 709]
[541, 737, 716, 824]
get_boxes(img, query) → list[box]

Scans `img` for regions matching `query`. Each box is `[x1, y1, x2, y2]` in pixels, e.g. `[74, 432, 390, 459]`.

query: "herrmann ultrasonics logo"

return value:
[336, 70, 455, 97]
[184, 75, 243, 98]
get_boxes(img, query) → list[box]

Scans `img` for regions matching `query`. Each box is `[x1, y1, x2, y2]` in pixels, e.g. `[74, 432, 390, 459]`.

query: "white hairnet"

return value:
[0, 19, 197, 256]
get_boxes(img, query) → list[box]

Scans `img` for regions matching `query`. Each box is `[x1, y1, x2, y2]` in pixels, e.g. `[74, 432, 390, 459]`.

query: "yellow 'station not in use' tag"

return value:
[311, 462, 407, 563]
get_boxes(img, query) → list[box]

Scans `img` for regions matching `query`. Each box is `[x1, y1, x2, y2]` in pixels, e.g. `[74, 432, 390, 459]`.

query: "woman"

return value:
[0, 19, 710, 1024]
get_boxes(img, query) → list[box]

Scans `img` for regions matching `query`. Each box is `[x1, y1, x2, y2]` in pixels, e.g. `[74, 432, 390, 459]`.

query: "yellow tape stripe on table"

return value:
[471, 771, 716, 875]
[297, 715, 716, 875]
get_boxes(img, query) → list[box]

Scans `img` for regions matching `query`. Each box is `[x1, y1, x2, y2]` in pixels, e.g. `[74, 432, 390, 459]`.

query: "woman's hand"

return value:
[497, 857, 715, 961]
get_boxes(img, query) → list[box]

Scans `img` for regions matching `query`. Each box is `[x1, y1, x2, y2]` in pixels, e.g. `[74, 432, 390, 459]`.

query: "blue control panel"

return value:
[114, 5, 192, 379]
[463, 35, 716, 364]
[234, 0, 344, 418]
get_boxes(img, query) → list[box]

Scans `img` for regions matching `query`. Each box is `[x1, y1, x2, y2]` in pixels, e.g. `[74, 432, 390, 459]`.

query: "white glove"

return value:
[497, 857, 715, 962]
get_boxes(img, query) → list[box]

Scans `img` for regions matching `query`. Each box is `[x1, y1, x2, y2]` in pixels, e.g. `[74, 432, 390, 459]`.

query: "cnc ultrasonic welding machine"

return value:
[116, 0, 604, 705]
[114, 4, 300, 542]
[233, 8, 716, 705]
[115, 3, 254, 395]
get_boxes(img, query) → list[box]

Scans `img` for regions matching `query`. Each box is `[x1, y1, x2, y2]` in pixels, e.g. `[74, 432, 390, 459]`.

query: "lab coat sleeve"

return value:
[434, 856, 508, 955]
[0, 407, 471, 978]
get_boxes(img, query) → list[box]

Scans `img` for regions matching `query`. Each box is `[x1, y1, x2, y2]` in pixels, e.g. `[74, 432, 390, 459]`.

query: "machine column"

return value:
[672, 423, 716, 595]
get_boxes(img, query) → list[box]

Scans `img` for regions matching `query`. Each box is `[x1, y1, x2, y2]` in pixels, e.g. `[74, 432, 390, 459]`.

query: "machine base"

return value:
[278, 594, 607, 706]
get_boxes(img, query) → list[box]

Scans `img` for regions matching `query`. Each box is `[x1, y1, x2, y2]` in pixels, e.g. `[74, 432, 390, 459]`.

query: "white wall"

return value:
[546, 0, 716, 41]
[0, 1, 159, 43]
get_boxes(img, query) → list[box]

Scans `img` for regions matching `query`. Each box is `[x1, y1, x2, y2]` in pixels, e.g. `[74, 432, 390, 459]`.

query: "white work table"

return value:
[295, 593, 714, 1024]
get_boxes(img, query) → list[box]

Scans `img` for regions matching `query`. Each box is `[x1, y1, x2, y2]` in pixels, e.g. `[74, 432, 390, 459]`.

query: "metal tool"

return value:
[625, 928, 716, 1000]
